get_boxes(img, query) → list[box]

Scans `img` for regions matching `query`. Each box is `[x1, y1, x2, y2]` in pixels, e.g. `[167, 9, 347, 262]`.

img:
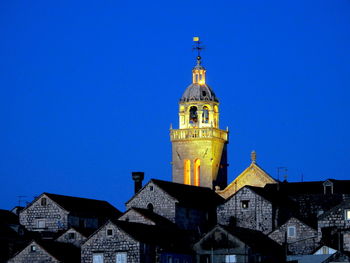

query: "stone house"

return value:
[268, 217, 318, 255]
[7, 240, 80, 263]
[194, 225, 285, 263]
[119, 207, 174, 227]
[318, 199, 350, 251]
[19, 193, 121, 232]
[125, 179, 224, 233]
[264, 179, 350, 225]
[81, 219, 193, 263]
[55, 227, 95, 247]
[217, 185, 296, 234]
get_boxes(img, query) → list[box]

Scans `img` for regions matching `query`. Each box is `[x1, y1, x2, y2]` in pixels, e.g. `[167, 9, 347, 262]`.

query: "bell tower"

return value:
[170, 38, 229, 190]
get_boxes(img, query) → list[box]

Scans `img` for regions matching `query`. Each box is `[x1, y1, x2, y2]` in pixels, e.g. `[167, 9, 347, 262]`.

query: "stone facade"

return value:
[8, 241, 59, 263]
[81, 221, 141, 263]
[268, 217, 318, 255]
[217, 161, 276, 199]
[19, 194, 69, 232]
[126, 182, 176, 223]
[119, 209, 156, 225]
[217, 186, 275, 234]
[56, 228, 88, 247]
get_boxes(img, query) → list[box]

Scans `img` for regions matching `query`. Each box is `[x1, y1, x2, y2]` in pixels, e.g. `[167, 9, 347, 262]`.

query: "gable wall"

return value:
[126, 182, 176, 223]
[81, 222, 140, 263]
[8, 243, 59, 263]
[217, 188, 274, 234]
[19, 195, 69, 232]
[268, 217, 318, 255]
[56, 229, 87, 247]
[119, 210, 156, 225]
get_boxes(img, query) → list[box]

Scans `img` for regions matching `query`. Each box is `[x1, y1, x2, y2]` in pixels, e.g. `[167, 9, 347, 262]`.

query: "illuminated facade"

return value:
[170, 56, 228, 189]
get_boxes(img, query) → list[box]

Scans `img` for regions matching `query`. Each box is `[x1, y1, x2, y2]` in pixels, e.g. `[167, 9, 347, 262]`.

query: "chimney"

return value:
[132, 172, 144, 194]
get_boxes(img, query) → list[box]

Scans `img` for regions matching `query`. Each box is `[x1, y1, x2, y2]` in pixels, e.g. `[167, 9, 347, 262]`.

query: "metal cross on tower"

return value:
[193, 37, 204, 63]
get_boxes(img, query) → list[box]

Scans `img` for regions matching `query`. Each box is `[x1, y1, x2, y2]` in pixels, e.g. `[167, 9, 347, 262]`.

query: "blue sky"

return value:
[0, 0, 349, 211]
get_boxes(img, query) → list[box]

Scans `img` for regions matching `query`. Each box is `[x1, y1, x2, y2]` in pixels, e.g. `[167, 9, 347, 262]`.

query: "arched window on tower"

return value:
[184, 160, 191, 185]
[189, 106, 198, 125]
[202, 106, 209, 123]
[194, 159, 200, 186]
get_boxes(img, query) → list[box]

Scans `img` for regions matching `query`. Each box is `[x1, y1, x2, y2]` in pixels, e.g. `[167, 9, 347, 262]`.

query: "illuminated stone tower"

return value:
[170, 40, 228, 189]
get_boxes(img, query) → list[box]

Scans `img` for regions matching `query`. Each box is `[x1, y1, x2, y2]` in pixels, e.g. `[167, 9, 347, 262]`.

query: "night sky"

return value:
[1, 0, 349, 211]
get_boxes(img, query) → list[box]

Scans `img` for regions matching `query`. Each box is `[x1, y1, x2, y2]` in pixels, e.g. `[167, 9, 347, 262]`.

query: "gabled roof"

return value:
[151, 179, 225, 208]
[22, 193, 122, 218]
[264, 179, 350, 195]
[196, 225, 284, 257]
[218, 161, 276, 199]
[123, 207, 175, 227]
[10, 240, 80, 263]
[126, 179, 224, 209]
[109, 220, 193, 253]
[224, 185, 297, 210]
[57, 226, 96, 239]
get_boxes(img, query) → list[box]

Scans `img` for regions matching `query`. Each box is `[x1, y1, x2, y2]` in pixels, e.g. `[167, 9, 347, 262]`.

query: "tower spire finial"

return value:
[193, 37, 204, 64]
[251, 150, 257, 163]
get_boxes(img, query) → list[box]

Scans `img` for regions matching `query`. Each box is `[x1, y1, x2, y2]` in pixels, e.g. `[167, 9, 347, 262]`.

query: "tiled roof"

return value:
[151, 179, 225, 208]
[44, 193, 122, 218]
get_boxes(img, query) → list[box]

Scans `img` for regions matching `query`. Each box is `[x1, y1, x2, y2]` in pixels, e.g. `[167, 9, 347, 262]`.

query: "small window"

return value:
[116, 252, 127, 263]
[241, 200, 249, 209]
[41, 198, 47, 206]
[107, 229, 113, 236]
[37, 219, 46, 229]
[150, 185, 154, 191]
[30, 245, 36, 252]
[68, 232, 76, 240]
[287, 226, 296, 237]
[345, 209, 350, 220]
[225, 255, 237, 263]
[93, 253, 104, 263]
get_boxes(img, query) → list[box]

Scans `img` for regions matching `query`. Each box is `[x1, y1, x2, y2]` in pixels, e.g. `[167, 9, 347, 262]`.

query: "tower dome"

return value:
[180, 56, 218, 102]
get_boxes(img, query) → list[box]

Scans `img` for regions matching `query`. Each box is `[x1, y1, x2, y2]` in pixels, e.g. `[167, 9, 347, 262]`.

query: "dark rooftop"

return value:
[126, 207, 175, 227]
[151, 179, 225, 208]
[44, 193, 122, 218]
[112, 220, 193, 253]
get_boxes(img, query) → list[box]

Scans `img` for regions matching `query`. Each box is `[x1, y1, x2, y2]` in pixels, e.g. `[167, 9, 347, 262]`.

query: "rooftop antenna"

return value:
[192, 37, 204, 63]
[277, 167, 288, 182]
[17, 196, 27, 207]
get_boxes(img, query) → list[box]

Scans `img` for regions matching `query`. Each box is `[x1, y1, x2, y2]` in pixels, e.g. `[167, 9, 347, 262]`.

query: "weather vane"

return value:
[193, 37, 204, 63]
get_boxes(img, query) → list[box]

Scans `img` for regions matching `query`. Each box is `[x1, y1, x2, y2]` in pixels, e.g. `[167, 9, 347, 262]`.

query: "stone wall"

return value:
[268, 217, 318, 255]
[19, 195, 69, 232]
[217, 187, 274, 234]
[8, 242, 59, 263]
[56, 228, 87, 247]
[126, 182, 176, 223]
[119, 209, 156, 225]
[81, 221, 140, 263]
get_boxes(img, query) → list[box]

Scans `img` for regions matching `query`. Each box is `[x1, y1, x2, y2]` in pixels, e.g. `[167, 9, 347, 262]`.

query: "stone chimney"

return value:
[132, 172, 144, 194]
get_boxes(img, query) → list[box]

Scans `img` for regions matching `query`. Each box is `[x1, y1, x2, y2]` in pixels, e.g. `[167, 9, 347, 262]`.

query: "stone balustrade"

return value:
[170, 128, 228, 141]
